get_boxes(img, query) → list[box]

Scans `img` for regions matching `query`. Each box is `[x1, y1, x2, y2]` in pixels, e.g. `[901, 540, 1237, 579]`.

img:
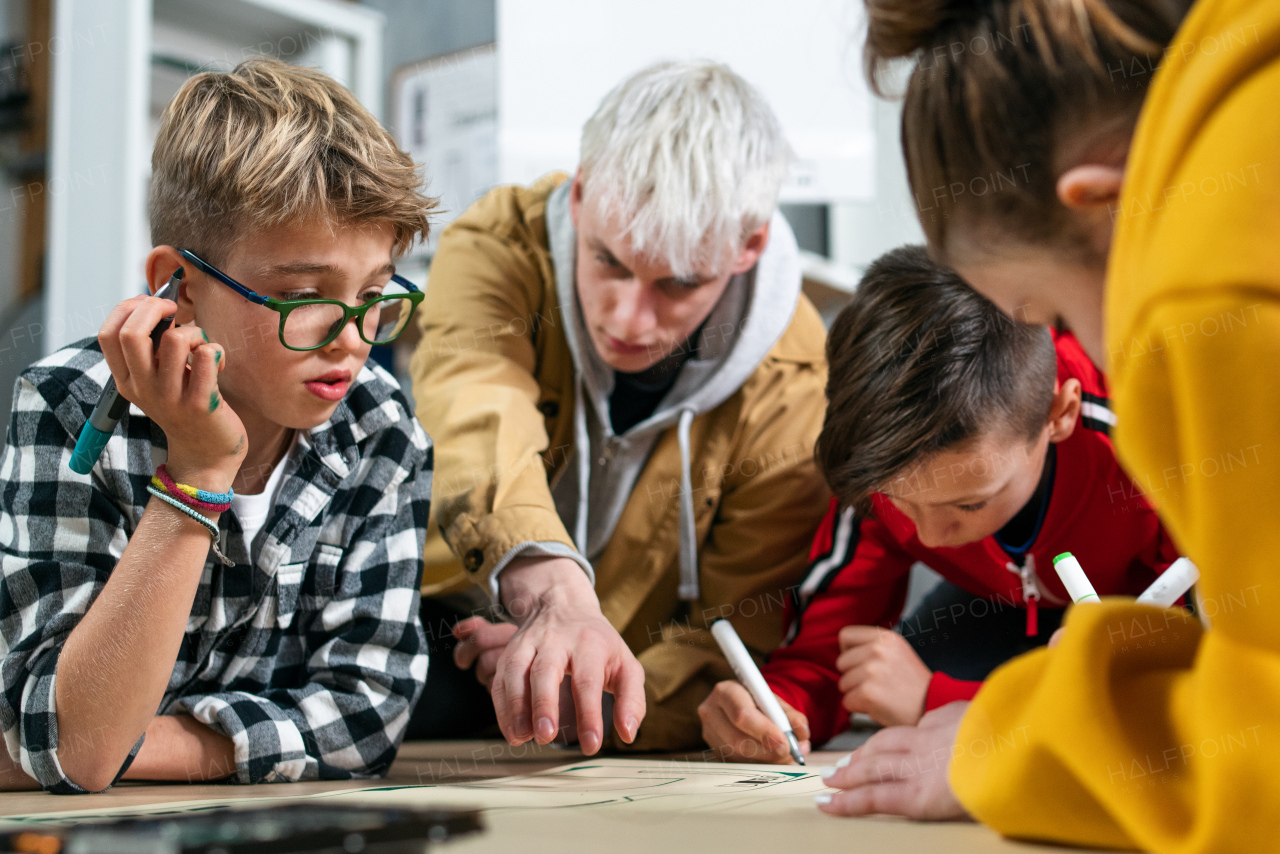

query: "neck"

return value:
[233, 406, 296, 496]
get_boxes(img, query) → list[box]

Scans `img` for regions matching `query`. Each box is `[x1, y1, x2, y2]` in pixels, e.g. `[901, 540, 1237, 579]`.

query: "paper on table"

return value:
[328, 759, 830, 816]
[0, 759, 832, 829]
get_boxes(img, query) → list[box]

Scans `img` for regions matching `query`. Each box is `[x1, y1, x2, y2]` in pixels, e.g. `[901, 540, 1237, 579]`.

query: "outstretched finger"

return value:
[607, 653, 646, 745]
[527, 647, 569, 745]
[492, 642, 536, 745]
[567, 646, 606, 755]
[821, 744, 911, 790]
[817, 779, 918, 818]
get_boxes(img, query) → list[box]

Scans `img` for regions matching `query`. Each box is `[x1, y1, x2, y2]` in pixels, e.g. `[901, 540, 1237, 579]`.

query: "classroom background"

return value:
[0, 0, 944, 607]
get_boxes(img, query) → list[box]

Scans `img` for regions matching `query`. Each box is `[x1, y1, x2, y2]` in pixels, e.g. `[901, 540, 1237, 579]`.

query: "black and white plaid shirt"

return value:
[0, 339, 431, 793]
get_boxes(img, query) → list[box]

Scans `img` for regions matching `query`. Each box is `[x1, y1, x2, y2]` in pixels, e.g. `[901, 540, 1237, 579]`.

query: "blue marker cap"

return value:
[69, 422, 112, 475]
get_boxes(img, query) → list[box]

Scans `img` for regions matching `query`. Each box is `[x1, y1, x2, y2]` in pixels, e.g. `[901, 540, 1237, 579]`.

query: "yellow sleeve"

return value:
[409, 197, 576, 594]
[952, 295, 1280, 852]
[612, 351, 831, 752]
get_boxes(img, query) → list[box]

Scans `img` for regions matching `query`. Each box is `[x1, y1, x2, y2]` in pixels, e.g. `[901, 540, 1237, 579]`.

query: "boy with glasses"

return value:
[0, 59, 434, 793]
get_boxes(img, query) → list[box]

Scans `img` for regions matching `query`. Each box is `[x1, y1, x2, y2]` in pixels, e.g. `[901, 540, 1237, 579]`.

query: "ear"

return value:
[569, 170, 584, 229]
[727, 221, 771, 276]
[1056, 165, 1124, 211]
[1046, 377, 1082, 443]
[144, 245, 197, 325]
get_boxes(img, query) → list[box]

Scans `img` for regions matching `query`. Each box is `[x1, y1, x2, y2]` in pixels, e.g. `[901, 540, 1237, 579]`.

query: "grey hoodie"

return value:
[543, 181, 803, 601]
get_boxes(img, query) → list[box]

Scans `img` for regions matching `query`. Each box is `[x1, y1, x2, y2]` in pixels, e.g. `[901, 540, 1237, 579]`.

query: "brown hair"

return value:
[150, 58, 435, 262]
[863, 0, 1192, 259]
[816, 246, 1056, 513]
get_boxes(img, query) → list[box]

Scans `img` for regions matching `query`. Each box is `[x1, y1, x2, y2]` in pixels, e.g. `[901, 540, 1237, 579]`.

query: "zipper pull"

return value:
[1009, 558, 1042, 637]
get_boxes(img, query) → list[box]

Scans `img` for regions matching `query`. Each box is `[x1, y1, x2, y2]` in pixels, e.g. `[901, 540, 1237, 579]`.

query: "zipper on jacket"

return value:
[1007, 555, 1040, 637]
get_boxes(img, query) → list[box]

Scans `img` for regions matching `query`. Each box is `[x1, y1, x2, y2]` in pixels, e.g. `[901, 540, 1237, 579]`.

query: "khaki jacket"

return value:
[410, 173, 830, 750]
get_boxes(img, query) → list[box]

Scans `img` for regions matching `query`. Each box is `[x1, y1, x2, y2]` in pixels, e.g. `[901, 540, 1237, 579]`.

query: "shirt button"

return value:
[463, 548, 484, 572]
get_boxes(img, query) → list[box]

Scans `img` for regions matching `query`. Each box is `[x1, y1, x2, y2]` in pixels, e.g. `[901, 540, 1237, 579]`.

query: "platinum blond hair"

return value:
[578, 60, 792, 278]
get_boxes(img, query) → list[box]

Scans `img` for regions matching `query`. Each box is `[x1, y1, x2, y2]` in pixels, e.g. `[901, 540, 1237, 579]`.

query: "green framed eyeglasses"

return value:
[177, 249, 424, 352]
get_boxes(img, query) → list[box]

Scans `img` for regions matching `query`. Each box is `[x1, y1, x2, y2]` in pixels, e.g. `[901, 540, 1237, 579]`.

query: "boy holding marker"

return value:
[0, 59, 433, 792]
[699, 247, 1181, 762]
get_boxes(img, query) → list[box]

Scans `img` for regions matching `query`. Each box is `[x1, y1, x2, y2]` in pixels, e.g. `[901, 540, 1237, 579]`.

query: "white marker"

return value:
[710, 619, 805, 765]
[1052, 552, 1099, 604]
[1137, 558, 1200, 608]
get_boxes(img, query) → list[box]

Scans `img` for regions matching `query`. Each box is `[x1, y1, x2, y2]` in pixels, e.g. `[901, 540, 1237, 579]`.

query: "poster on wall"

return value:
[392, 44, 498, 258]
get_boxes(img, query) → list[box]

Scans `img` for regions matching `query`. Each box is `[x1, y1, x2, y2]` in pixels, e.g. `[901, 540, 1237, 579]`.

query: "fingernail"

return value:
[214, 350, 221, 364]
[201, 330, 209, 342]
[624, 717, 639, 740]
[814, 794, 832, 806]
[818, 766, 838, 779]
[836, 752, 853, 768]
[514, 714, 529, 734]
[581, 730, 601, 754]
[536, 717, 555, 740]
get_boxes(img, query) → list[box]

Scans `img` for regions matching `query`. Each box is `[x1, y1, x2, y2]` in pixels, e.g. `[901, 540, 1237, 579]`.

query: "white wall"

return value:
[496, 0, 875, 204]
[830, 91, 925, 270]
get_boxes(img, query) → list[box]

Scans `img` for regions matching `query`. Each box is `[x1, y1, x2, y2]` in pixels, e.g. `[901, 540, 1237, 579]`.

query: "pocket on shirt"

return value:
[312, 544, 344, 597]
[276, 544, 345, 629]
[274, 561, 306, 629]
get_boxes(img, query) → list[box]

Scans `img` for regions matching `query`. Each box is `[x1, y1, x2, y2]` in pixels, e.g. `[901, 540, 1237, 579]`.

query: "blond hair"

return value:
[579, 61, 792, 279]
[150, 58, 434, 261]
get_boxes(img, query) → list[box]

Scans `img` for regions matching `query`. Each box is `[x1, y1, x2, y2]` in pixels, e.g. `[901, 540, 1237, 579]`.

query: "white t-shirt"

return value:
[230, 433, 297, 551]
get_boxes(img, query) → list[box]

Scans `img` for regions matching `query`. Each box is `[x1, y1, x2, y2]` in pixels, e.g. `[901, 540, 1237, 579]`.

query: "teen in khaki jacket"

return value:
[408, 62, 830, 752]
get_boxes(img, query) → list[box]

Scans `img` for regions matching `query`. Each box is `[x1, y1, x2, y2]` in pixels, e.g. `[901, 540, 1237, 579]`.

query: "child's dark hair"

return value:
[816, 246, 1056, 513]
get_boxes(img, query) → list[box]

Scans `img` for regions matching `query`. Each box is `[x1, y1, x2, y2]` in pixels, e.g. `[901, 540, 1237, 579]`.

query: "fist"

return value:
[835, 625, 932, 727]
[698, 680, 810, 764]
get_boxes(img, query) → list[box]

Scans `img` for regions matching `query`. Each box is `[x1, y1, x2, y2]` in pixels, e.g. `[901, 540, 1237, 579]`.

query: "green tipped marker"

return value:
[1053, 552, 1100, 604]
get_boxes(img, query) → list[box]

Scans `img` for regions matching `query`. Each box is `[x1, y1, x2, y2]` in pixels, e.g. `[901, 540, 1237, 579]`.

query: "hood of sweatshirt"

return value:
[545, 178, 803, 600]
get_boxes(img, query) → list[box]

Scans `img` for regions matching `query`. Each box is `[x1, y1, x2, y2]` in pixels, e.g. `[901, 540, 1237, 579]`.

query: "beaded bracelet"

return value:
[147, 485, 234, 566]
[151, 464, 233, 514]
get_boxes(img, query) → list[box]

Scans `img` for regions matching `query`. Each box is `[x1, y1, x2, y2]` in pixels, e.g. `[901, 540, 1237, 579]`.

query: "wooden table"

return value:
[0, 741, 1127, 853]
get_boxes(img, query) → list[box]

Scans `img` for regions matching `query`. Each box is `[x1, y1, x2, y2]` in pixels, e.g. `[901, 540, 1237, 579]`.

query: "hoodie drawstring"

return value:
[676, 408, 699, 601]
[573, 384, 590, 555]
[573, 382, 699, 601]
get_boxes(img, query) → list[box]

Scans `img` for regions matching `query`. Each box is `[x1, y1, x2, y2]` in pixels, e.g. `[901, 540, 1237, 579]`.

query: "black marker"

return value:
[69, 268, 183, 475]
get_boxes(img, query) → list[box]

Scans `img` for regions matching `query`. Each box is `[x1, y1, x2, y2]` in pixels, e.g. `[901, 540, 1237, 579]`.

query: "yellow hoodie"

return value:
[951, 1, 1280, 851]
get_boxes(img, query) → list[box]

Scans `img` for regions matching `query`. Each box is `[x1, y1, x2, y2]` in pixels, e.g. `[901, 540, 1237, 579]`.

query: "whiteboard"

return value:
[496, 0, 874, 202]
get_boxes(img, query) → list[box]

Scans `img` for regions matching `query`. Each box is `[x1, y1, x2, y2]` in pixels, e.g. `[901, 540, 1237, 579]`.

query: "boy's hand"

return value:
[98, 295, 244, 487]
[836, 626, 932, 727]
[697, 680, 811, 764]
[816, 701, 970, 820]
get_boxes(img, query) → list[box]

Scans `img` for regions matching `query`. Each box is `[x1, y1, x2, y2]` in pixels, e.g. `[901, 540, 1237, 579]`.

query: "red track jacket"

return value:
[763, 333, 1180, 746]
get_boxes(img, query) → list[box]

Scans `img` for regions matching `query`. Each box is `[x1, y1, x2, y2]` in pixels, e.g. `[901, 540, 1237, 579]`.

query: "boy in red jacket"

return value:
[698, 246, 1179, 762]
